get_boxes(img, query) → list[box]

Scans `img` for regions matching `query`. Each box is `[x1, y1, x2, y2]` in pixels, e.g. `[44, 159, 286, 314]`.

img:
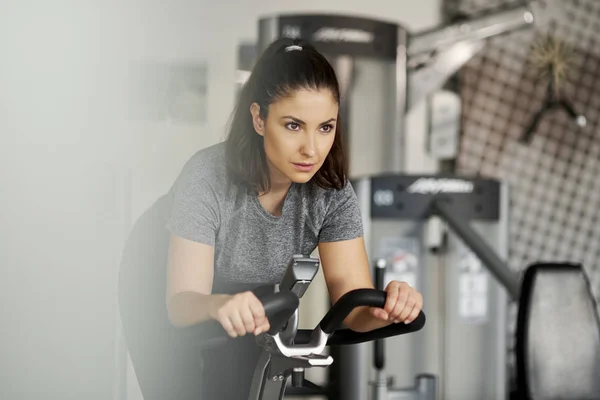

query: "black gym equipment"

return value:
[514, 263, 600, 400]
[188, 254, 427, 400]
[365, 174, 600, 400]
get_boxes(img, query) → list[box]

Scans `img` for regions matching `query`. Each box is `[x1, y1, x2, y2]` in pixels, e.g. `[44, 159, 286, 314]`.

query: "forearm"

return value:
[344, 306, 391, 333]
[166, 291, 230, 328]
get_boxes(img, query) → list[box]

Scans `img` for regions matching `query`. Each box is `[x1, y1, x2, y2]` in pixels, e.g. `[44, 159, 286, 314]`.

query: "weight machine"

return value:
[354, 173, 600, 400]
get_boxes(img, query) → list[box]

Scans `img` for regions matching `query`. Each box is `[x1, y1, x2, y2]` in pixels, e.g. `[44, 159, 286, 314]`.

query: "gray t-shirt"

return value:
[165, 141, 364, 289]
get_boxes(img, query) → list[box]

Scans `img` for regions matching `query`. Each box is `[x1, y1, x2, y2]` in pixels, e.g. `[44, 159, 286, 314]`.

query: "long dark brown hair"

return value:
[224, 37, 348, 193]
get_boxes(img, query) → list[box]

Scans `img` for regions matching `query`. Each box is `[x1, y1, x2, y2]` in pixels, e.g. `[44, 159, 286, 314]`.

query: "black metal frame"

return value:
[248, 352, 298, 400]
[244, 288, 427, 400]
[432, 198, 520, 300]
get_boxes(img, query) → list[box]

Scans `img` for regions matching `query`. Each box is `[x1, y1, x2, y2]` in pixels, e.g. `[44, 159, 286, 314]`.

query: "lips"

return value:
[293, 162, 314, 172]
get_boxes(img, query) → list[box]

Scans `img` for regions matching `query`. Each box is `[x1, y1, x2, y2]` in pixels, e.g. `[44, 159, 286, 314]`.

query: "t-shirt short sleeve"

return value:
[318, 181, 364, 243]
[165, 162, 220, 246]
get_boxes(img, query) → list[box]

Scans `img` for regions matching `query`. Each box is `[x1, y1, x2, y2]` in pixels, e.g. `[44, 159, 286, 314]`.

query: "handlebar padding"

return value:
[328, 310, 426, 345]
[295, 311, 426, 346]
[319, 289, 387, 334]
[262, 291, 300, 335]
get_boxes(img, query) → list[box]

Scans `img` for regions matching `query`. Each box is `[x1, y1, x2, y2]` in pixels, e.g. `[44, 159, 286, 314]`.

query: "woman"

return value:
[164, 37, 423, 398]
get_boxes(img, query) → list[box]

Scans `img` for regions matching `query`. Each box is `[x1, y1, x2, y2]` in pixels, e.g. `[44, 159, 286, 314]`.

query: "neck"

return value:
[270, 179, 292, 193]
[263, 161, 292, 195]
[256, 176, 293, 217]
[258, 181, 291, 198]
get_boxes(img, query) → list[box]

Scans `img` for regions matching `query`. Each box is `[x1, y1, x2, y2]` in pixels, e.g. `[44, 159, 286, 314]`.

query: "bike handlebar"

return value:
[319, 288, 387, 334]
[262, 291, 300, 335]
[316, 287, 425, 341]
[294, 310, 426, 346]
[181, 287, 426, 351]
[176, 288, 299, 349]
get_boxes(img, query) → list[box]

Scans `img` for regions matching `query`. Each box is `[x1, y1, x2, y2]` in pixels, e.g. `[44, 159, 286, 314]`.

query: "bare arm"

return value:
[165, 234, 270, 337]
[165, 234, 229, 327]
[318, 237, 423, 333]
[318, 237, 389, 332]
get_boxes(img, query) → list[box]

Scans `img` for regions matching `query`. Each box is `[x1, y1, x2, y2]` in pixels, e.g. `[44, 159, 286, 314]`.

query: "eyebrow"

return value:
[281, 116, 336, 125]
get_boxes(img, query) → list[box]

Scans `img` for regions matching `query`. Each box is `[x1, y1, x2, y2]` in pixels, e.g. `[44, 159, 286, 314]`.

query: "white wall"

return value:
[1, 1, 439, 400]
[1, 3, 132, 400]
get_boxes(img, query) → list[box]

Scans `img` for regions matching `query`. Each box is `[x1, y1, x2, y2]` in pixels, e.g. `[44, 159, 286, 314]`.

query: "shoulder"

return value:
[314, 179, 357, 202]
[303, 180, 363, 241]
[300, 179, 358, 213]
[170, 141, 229, 193]
[180, 142, 227, 180]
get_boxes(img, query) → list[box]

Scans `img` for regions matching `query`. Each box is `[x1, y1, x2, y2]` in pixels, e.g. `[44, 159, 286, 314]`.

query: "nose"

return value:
[300, 133, 317, 158]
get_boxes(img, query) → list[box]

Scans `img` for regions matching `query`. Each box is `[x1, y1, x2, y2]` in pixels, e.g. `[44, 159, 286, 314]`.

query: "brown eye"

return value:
[286, 122, 300, 131]
[320, 124, 334, 133]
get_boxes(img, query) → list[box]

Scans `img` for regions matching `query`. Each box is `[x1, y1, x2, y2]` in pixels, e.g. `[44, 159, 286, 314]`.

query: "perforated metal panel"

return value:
[443, 0, 600, 304]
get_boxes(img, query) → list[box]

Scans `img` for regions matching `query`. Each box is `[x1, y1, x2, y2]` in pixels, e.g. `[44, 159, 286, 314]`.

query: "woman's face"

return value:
[250, 88, 338, 188]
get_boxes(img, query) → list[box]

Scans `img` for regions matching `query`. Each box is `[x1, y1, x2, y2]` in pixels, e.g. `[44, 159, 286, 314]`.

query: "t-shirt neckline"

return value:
[251, 183, 297, 222]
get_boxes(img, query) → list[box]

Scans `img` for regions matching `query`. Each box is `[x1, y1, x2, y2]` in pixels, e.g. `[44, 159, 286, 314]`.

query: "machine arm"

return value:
[407, 4, 535, 109]
[432, 198, 521, 301]
[408, 5, 534, 58]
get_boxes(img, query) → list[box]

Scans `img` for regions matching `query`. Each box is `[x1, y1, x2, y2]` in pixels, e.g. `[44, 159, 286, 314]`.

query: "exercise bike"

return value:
[186, 254, 428, 400]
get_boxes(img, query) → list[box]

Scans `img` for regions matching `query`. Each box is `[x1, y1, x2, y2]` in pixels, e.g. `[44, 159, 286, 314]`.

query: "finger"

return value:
[390, 284, 410, 321]
[253, 301, 271, 334]
[404, 304, 422, 324]
[370, 307, 388, 320]
[397, 291, 416, 322]
[219, 316, 237, 338]
[255, 322, 270, 336]
[384, 282, 400, 315]
[405, 293, 424, 324]
[239, 303, 256, 333]
[229, 312, 246, 336]
[248, 295, 266, 327]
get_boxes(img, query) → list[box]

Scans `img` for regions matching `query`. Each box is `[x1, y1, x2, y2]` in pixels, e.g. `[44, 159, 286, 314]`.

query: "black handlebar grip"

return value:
[293, 311, 427, 346]
[261, 291, 300, 335]
[319, 289, 387, 335]
[328, 310, 426, 346]
[177, 288, 299, 349]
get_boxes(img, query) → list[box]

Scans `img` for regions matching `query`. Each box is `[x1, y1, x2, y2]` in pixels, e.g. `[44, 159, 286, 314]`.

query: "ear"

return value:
[250, 103, 265, 136]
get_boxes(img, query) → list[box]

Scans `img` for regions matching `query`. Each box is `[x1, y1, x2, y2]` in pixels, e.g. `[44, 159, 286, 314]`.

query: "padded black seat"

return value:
[515, 263, 600, 400]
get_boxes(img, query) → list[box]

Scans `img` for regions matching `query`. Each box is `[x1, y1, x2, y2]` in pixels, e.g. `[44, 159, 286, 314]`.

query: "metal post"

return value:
[432, 198, 521, 300]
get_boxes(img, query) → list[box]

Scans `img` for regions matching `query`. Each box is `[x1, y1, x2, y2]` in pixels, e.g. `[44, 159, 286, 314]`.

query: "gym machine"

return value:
[186, 254, 427, 400]
[353, 173, 600, 400]
[353, 174, 511, 400]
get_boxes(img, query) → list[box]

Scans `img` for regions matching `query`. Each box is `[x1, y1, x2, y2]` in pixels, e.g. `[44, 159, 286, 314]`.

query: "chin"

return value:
[289, 172, 316, 184]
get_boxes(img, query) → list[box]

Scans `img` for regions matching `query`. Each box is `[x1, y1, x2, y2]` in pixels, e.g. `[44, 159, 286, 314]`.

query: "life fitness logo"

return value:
[312, 27, 374, 43]
[282, 25, 374, 44]
[373, 178, 475, 207]
[407, 178, 474, 195]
